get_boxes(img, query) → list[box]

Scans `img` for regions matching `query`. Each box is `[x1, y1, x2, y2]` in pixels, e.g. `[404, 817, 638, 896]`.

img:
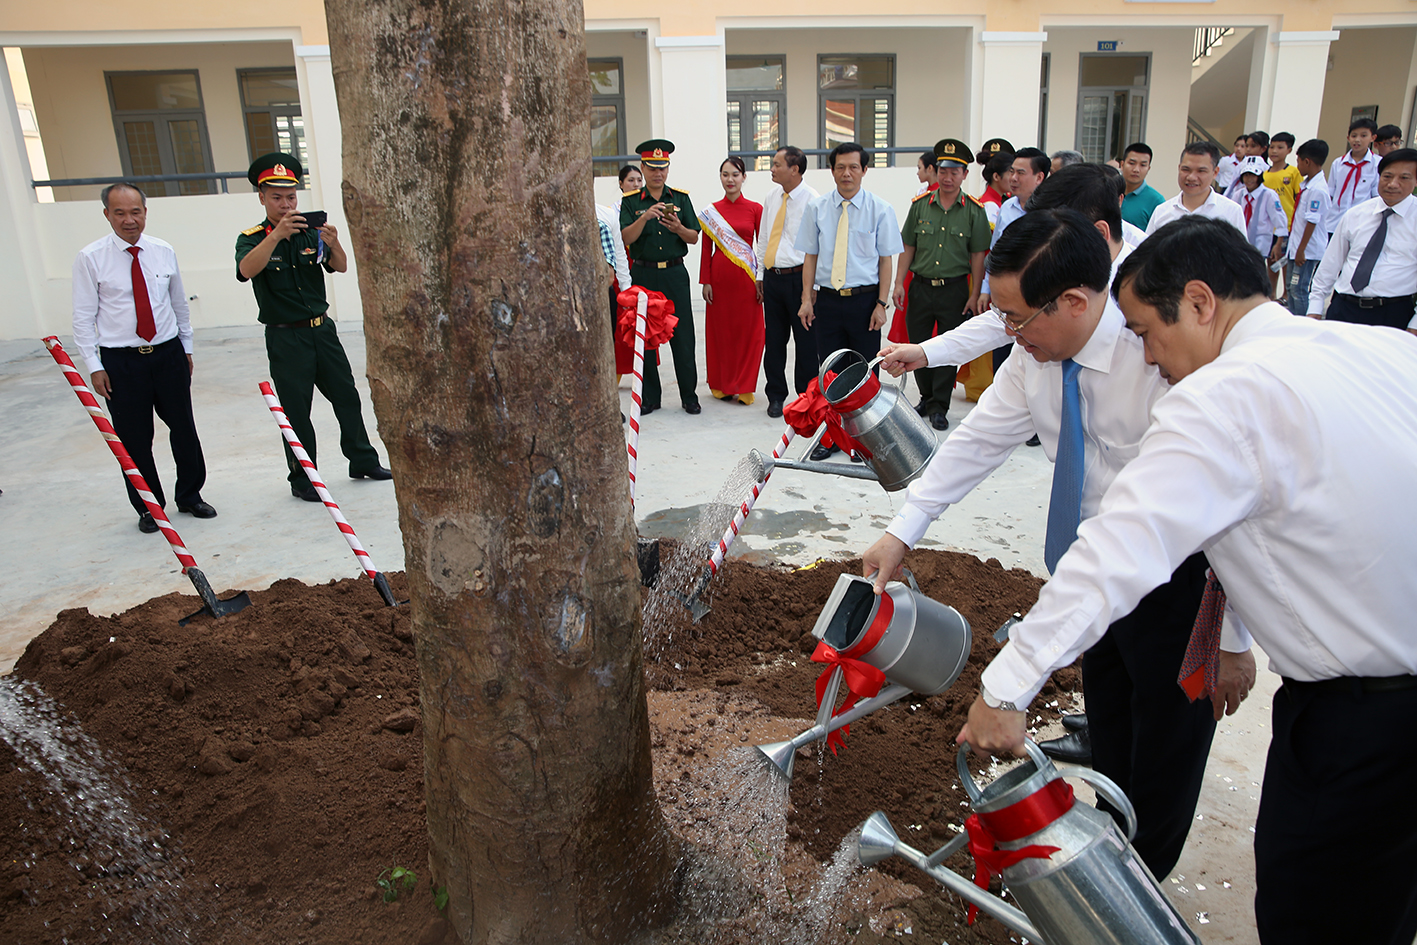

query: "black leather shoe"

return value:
[809, 443, 841, 462]
[641, 403, 658, 415]
[683, 401, 702, 415]
[1039, 728, 1092, 766]
[849, 450, 864, 463]
[1026, 434, 1042, 447]
[351, 465, 392, 480]
[291, 483, 321, 502]
[137, 512, 160, 534]
[930, 413, 949, 431]
[1061, 713, 1088, 732]
[766, 399, 784, 418]
[915, 398, 928, 416]
[177, 501, 217, 519]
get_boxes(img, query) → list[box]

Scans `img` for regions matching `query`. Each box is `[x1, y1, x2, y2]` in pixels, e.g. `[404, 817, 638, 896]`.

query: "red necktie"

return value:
[1179, 570, 1225, 700]
[1244, 194, 1253, 226]
[127, 246, 156, 342]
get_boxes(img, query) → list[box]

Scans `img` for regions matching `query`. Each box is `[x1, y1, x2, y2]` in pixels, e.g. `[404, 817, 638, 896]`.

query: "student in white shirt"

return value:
[1285, 139, 1332, 316]
[1229, 156, 1288, 264]
[1214, 134, 1248, 191]
[754, 146, 821, 416]
[1308, 147, 1417, 331]
[1324, 117, 1381, 234]
[956, 215, 1417, 945]
[867, 208, 1238, 879]
[71, 182, 214, 532]
[1145, 142, 1247, 237]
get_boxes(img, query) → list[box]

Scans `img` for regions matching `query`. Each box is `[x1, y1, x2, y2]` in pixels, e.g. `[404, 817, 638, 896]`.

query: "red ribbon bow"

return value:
[780, 371, 876, 458]
[615, 288, 678, 351]
[961, 778, 1073, 924]
[809, 641, 886, 753]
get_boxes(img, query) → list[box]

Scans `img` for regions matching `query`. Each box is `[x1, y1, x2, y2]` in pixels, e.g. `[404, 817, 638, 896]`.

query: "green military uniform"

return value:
[236, 153, 381, 492]
[901, 138, 993, 417]
[620, 139, 701, 412]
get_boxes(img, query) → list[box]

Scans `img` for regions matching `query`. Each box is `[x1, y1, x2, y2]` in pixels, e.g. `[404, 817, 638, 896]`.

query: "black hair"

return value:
[618, 165, 641, 185]
[1113, 217, 1269, 324]
[1349, 117, 1379, 135]
[984, 152, 1014, 186]
[100, 182, 147, 209]
[1181, 141, 1221, 168]
[1013, 147, 1051, 178]
[1234, 134, 1249, 145]
[777, 146, 808, 176]
[828, 142, 870, 168]
[1296, 138, 1330, 164]
[1376, 124, 1403, 143]
[1122, 142, 1152, 160]
[919, 150, 938, 170]
[1249, 131, 1270, 149]
[1025, 164, 1124, 246]
[986, 208, 1112, 308]
[720, 156, 747, 175]
[1377, 147, 1417, 175]
[1270, 132, 1295, 148]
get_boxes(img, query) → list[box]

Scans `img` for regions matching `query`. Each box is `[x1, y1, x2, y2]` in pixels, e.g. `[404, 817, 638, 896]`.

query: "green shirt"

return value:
[234, 220, 335, 325]
[900, 189, 992, 279]
[1121, 182, 1166, 231]
[619, 187, 699, 262]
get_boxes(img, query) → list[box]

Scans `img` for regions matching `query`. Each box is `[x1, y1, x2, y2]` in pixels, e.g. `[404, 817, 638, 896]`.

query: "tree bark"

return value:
[322, 1, 678, 941]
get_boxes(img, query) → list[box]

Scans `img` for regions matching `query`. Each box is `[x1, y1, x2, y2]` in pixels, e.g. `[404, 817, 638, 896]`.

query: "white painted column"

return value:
[0, 61, 46, 339]
[974, 32, 1048, 152]
[294, 44, 362, 326]
[1261, 31, 1340, 143]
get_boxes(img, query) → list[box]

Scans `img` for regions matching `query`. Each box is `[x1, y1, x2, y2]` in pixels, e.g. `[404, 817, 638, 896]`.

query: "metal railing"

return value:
[1192, 27, 1234, 66]
[1186, 117, 1226, 150]
[32, 171, 251, 193]
[594, 145, 935, 171]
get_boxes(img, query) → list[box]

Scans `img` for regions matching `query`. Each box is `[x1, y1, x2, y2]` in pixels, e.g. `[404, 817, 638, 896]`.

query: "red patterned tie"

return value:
[1178, 570, 1225, 700]
[1244, 194, 1253, 227]
[127, 246, 156, 342]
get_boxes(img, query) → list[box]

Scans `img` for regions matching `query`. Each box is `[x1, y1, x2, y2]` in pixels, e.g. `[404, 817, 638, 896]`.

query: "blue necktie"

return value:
[1044, 359, 1084, 574]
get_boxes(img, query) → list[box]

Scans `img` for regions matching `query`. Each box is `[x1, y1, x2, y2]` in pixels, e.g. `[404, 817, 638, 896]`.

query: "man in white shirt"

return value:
[755, 146, 820, 418]
[1145, 142, 1248, 237]
[1324, 117, 1381, 235]
[1308, 148, 1417, 331]
[866, 208, 1249, 878]
[958, 215, 1417, 945]
[72, 183, 214, 533]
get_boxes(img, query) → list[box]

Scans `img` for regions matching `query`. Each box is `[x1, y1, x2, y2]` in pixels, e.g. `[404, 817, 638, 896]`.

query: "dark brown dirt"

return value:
[1, 549, 1072, 945]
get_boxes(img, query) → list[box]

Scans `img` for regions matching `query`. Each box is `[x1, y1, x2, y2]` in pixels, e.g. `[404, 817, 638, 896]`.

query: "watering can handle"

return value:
[900, 567, 920, 593]
[955, 738, 1057, 805]
[866, 355, 911, 393]
[1053, 764, 1139, 841]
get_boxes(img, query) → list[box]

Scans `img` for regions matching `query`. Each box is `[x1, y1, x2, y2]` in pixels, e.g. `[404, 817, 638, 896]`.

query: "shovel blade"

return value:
[179, 567, 253, 626]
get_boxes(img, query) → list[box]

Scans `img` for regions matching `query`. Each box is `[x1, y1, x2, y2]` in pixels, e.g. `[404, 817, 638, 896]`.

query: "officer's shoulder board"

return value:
[911, 190, 932, 203]
[241, 224, 265, 236]
[966, 194, 984, 209]
[671, 186, 690, 195]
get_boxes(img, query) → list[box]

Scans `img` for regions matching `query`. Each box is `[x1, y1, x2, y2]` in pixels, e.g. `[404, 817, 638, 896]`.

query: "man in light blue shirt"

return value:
[979, 147, 1050, 301]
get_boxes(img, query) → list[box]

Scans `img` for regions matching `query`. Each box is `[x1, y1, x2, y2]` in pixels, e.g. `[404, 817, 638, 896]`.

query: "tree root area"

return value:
[1, 549, 1070, 944]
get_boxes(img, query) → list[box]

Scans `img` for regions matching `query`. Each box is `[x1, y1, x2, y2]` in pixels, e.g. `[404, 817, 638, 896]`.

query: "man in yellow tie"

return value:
[754, 145, 821, 418]
[795, 142, 904, 459]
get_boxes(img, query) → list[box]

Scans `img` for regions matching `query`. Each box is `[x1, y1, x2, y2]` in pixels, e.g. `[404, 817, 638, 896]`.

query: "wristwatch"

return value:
[876, 299, 889, 308]
[980, 685, 1019, 713]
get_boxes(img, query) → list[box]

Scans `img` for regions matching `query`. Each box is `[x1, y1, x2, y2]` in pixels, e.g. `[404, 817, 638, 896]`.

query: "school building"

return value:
[3, 0, 1417, 339]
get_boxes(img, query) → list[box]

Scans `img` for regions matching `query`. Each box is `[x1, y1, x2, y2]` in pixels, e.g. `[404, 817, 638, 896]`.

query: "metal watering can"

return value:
[754, 572, 971, 780]
[857, 739, 1201, 945]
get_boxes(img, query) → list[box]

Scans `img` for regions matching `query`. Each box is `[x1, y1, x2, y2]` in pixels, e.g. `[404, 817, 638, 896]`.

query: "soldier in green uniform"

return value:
[235, 153, 390, 501]
[619, 139, 702, 414]
[890, 138, 992, 430]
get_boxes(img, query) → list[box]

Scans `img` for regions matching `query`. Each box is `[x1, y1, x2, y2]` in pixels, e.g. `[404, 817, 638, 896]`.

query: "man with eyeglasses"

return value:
[861, 208, 1254, 880]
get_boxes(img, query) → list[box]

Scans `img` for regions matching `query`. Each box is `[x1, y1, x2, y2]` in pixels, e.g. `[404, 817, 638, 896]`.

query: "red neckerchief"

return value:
[1338, 153, 1367, 203]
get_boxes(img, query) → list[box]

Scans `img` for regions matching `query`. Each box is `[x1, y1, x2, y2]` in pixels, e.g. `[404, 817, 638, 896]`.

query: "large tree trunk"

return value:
[323, 2, 679, 941]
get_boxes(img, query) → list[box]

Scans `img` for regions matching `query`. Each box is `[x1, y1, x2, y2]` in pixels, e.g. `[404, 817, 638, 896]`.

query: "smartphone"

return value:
[302, 210, 328, 230]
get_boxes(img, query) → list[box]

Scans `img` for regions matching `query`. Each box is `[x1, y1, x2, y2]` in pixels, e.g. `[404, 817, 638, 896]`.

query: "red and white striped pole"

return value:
[258, 382, 396, 607]
[707, 425, 796, 575]
[42, 337, 249, 622]
[626, 290, 648, 509]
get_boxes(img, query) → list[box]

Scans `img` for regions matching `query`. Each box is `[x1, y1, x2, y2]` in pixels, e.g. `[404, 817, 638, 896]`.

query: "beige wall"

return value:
[23, 42, 296, 201]
[1318, 26, 1417, 162]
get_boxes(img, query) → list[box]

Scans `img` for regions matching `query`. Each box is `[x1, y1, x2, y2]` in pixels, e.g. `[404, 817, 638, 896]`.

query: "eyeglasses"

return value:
[990, 291, 1063, 335]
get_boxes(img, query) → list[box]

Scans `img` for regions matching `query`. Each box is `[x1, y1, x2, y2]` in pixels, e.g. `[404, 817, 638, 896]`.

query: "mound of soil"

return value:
[1, 549, 1070, 944]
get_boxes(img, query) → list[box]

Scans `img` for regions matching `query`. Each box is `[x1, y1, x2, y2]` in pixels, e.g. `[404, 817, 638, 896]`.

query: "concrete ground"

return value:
[0, 322, 1278, 943]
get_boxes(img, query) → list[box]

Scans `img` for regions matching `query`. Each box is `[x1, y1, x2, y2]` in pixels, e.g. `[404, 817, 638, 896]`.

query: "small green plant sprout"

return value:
[433, 886, 449, 911]
[376, 865, 418, 903]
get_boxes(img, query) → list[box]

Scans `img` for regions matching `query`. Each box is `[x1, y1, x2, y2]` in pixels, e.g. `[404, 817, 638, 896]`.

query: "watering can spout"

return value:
[856, 811, 900, 867]
[753, 739, 797, 781]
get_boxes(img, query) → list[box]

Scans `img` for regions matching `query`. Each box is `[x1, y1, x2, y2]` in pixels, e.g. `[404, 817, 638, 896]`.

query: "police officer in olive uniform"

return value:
[890, 138, 992, 430]
[619, 139, 702, 414]
[235, 153, 391, 501]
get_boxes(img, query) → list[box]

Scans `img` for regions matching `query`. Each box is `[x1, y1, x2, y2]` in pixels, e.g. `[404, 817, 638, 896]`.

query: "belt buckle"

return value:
[840, 286, 854, 296]
[138, 345, 154, 354]
[657, 261, 668, 269]
[311, 316, 325, 327]
[1358, 297, 1379, 309]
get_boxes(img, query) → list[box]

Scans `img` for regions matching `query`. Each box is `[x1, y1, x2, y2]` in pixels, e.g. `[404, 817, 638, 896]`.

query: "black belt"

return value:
[632, 258, 684, 269]
[1282, 674, 1417, 695]
[765, 265, 803, 275]
[914, 273, 969, 287]
[269, 316, 327, 328]
[1334, 292, 1415, 309]
[817, 283, 879, 298]
[100, 337, 179, 356]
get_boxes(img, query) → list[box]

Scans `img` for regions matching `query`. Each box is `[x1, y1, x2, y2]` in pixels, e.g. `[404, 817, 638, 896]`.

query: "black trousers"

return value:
[1254, 680, 1417, 944]
[905, 277, 970, 416]
[100, 338, 206, 515]
[632, 262, 698, 410]
[813, 287, 879, 365]
[1326, 292, 1416, 330]
[264, 319, 380, 485]
[1083, 550, 1215, 879]
[762, 269, 817, 402]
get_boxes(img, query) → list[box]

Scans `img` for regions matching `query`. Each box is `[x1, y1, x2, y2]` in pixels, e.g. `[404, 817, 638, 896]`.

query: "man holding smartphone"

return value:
[236, 152, 390, 501]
